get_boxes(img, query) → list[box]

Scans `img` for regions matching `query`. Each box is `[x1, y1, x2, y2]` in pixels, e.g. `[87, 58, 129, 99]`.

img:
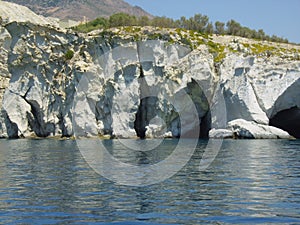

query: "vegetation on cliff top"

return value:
[80, 25, 300, 63]
[73, 12, 290, 44]
[71, 13, 300, 63]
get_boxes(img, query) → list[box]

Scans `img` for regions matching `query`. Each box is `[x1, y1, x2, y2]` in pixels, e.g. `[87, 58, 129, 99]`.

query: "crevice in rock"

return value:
[2, 110, 19, 139]
[95, 80, 115, 136]
[58, 111, 72, 138]
[184, 79, 211, 138]
[269, 106, 300, 139]
[248, 78, 268, 116]
[57, 112, 65, 137]
[26, 100, 47, 137]
[200, 111, 211, 138]
[134, 65, 158, 139]
[21, 93, 53, 137]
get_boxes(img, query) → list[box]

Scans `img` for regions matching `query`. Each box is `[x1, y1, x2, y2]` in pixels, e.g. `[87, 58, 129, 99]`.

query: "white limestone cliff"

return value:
[0, 19, 300, 139]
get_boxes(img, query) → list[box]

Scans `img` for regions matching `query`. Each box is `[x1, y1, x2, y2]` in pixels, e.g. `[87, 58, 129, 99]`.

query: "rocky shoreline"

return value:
[0, 11, 300, 139]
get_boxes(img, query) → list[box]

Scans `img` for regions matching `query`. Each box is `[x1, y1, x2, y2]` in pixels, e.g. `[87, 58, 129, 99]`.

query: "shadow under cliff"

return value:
[270, 107, 300, 139]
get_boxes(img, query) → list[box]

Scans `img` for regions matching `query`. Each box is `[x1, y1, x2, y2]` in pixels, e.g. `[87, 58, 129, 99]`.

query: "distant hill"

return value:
[0, 1, 56, 25]
[4, 0, 152, 21]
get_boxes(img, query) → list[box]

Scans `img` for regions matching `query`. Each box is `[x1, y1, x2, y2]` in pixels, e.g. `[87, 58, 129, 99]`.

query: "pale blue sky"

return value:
[125, 0, 300, 43]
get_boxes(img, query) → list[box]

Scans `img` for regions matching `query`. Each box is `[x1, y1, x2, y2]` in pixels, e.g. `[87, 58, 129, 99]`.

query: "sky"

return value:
[125, 0, 300, 43]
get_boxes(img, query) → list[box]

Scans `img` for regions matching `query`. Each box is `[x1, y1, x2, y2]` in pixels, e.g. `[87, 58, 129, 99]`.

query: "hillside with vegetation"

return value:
[73, 13, 290, 44]
[4, 0, 152, 21]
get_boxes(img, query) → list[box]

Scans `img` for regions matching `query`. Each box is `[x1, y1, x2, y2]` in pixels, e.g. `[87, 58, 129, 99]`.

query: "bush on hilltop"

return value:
[72, 13, 289, 44]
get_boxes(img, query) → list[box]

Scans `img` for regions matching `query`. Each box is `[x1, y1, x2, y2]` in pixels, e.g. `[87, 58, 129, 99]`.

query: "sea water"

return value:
[0, 139, 299, 224]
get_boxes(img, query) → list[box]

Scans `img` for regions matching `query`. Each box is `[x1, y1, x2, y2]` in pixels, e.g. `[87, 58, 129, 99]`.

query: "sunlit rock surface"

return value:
[0, 17, 300, 139]
[228, 119, 292, 139]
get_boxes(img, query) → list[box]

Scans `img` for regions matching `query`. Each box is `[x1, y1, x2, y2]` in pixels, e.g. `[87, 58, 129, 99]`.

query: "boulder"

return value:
[228, 119, 292, 139]
[2, 92, 32, 138]
[209, 128, 233, 139]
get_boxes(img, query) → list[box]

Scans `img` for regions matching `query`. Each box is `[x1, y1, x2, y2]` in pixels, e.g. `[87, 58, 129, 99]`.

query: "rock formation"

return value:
[0, 7, 300, 139]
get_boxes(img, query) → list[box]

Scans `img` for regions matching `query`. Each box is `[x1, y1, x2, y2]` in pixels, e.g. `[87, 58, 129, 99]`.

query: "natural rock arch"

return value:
[270, 107, 300, 138]
[269, 78, 300, 138]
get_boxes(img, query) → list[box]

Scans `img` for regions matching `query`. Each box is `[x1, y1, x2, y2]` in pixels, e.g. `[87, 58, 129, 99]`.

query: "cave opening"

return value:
[184, 79, 211, 139]
[199, 110, 211, 138]
[269, 107, 300, 139]
[134, 96, 158, 139]
[133, 70, 211, 139]
[134, 64, 159, 139]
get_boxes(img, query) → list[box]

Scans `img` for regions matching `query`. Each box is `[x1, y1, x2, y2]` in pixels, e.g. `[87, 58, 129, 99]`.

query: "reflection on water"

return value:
[0, 139, 299, 224]
[76, 138, 202, 186]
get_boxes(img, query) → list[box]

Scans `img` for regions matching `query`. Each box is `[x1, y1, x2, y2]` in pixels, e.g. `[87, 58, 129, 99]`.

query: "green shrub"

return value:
[65, 49, 74, 60]
[72, 13, 292, 44]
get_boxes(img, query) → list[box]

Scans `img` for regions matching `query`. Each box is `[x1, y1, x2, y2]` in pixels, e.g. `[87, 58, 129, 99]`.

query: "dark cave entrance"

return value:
[134, 96, 158, 139]
[199, 110, 211, 138]
[184, 79, 211, 139]
[133, 69, 211, 139]
[269, 107, 300, 139]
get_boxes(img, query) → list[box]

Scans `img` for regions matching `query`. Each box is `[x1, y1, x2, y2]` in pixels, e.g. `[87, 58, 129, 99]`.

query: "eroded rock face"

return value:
[1, 21, 82, 138]
[220, 55, 269, 125]
[220, 54, 300, 138]
[72, 40, 213, 138]
[0, 26, 11, 109]
[249, 59, 300, 119]
[0, 21, 300, 139]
